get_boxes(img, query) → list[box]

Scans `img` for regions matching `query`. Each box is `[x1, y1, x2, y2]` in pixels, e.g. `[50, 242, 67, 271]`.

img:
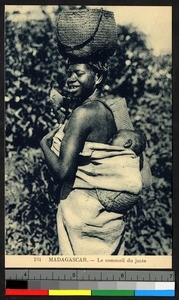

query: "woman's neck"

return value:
[69, 89, 101, 110]
[81, 89, 101, 106]
[88, 89, 101, 101]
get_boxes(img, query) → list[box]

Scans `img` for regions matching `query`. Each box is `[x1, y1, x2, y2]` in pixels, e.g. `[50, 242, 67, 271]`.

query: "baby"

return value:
[95, 129, 147, 214]
[110, 129, 146, 157]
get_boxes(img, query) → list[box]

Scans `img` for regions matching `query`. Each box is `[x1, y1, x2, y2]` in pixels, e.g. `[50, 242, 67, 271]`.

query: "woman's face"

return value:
[65, 64, 97, 101]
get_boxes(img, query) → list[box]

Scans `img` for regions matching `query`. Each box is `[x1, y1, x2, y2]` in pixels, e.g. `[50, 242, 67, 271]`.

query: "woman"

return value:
[40, 59, 132, 255]
[41, 58, 123, 254]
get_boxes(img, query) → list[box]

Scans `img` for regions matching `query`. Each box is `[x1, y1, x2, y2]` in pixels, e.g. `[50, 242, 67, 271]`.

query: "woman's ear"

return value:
[95, 73, 103, 86]
[123, 139, 133, 149]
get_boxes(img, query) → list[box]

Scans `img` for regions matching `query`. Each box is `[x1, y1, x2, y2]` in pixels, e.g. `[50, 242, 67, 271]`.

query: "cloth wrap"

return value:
[51, 97, 152, 255]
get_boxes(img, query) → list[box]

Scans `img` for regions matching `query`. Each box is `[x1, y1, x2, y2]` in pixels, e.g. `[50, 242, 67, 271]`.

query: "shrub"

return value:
[5, 148, 59, 254]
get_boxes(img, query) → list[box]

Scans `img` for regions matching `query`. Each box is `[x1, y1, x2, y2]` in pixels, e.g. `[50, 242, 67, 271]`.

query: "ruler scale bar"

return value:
[5, 269, 175, 297]
[5, 270, 175, 282]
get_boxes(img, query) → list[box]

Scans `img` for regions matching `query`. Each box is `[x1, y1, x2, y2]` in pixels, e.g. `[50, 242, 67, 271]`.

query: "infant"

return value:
[110, 129, 146, 157]
[95, 129, 147, 214]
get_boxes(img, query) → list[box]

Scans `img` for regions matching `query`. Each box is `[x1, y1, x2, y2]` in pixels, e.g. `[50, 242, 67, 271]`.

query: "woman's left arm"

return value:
[40, 106, 92, 183]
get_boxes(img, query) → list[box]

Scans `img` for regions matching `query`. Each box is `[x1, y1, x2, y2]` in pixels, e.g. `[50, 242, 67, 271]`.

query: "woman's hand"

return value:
[40, 127, 60, 148]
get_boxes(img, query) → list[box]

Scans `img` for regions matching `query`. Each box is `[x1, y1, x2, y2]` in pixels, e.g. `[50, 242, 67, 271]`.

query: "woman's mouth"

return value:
[68, 85, 80, 93]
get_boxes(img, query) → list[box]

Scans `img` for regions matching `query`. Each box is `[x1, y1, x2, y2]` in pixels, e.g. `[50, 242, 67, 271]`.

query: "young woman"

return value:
[40, 60, 151, 255]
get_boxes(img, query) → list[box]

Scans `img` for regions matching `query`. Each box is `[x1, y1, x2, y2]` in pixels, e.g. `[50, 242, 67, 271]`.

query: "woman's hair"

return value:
[88, 61, 108, 87]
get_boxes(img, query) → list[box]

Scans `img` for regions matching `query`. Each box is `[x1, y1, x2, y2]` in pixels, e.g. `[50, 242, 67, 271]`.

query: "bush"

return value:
[5, 7, 172, 255]
[5, 148, 59, 254]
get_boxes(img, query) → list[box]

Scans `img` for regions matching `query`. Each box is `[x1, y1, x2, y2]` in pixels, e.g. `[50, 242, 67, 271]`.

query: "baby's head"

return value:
[110, 129, 146, 156]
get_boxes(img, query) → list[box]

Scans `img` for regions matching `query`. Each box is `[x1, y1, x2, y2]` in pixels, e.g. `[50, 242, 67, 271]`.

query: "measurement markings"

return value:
[5, 270, 175, 282]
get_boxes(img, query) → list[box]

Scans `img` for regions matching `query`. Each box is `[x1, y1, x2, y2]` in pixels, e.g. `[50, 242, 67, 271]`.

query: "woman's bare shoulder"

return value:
[82, 99, 108, 115]
[64, 99, 112, 136]
[64, 104, 95, 134]
[71, 101, 102, 122]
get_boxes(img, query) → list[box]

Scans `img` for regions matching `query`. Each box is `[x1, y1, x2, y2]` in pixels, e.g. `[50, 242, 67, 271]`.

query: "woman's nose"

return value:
[68, 72, 77, 82]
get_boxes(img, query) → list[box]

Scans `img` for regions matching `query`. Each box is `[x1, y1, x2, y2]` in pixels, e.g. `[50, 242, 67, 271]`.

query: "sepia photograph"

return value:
[5, 5, 172, 267]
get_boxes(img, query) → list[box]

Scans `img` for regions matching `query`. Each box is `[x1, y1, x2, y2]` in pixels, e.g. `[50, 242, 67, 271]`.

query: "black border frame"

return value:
[1, 1, 178, 299]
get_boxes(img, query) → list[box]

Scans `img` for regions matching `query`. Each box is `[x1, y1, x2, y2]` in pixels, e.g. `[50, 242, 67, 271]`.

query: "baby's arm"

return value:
[49, 88, 70, 124]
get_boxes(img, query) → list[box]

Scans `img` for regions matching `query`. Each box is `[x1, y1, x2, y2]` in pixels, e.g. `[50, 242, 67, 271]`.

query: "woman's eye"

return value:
[76, 72, 84, 76]
[66, 72, 72, 77]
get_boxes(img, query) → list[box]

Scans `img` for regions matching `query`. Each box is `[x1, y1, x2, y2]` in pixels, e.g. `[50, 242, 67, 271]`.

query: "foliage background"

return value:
[5, 6, 172, 255]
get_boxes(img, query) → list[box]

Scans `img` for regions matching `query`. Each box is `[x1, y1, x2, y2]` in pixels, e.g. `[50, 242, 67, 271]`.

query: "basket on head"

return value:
[56, 8, 117, 60]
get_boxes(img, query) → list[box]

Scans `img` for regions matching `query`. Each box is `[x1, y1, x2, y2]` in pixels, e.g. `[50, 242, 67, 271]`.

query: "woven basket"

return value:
[56, 8, 117, 60]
